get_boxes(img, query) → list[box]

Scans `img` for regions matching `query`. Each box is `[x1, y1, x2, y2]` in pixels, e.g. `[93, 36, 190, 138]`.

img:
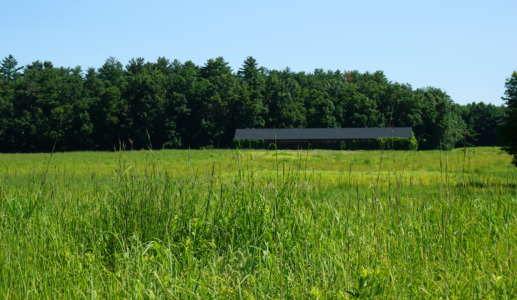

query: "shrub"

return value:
[376, 132, 418, 151]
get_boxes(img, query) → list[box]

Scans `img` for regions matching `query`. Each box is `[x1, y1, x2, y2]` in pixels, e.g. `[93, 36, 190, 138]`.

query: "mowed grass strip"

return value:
[0, 147, 516, 298]
[1, 147, 514, 185]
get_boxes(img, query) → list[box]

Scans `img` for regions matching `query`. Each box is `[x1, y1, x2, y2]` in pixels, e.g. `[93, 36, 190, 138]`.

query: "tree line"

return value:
[0, 55, 507, 152]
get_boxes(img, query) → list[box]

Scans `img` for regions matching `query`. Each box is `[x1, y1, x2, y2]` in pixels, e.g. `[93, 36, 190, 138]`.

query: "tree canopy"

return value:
[496, 70, 517, 166]
[0, 54, 505, 152]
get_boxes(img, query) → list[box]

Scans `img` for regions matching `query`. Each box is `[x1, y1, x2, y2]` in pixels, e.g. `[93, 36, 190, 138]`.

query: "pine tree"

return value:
[0, 55, 24, 82]
[238, 56, 259, 81]
[98, 57, 124, 84]
[200, 57, 232, 79]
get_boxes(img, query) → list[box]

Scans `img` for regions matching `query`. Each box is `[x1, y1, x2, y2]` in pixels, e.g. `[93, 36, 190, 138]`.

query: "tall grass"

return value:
[0, 148, 516, 298]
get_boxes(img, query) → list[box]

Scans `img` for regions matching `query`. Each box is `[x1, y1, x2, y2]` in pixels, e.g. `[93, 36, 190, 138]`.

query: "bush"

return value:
[376, 132, 418, 151]
[340, 140, 352, 150]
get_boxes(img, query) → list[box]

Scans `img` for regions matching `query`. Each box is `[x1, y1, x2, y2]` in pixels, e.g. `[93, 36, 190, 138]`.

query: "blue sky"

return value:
[2, 0, 515, 105]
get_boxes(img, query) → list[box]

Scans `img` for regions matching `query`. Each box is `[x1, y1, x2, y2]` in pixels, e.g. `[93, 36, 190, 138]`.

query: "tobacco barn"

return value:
[233, 127, 413, 150]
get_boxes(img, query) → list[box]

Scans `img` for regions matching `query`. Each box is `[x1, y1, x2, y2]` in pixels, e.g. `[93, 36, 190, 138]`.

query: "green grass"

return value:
[1, 147, 516, 298]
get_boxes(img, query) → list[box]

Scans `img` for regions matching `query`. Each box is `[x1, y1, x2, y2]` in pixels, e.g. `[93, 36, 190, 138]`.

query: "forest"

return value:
[0, 55, 506, 152]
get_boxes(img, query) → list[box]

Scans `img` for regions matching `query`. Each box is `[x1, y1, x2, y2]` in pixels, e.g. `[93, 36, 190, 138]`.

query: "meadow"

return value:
[1, 147, 516, 299]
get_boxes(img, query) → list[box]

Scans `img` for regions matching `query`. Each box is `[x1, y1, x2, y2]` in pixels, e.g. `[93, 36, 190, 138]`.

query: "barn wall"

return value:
[263, 139, 376, 150]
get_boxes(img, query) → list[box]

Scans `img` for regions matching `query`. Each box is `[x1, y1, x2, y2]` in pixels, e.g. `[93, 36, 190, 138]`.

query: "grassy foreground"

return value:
[1, 147, 517, 298]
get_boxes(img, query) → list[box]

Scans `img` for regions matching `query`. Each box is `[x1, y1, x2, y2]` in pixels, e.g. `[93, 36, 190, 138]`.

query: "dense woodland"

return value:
[0, 55, 506, 152]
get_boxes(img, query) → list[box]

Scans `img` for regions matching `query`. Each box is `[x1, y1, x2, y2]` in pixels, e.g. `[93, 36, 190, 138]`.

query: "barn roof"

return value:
[234, 127, 412, 140]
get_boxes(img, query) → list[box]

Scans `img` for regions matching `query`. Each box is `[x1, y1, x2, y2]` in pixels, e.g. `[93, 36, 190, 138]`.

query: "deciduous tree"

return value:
[496, 70, 517, 166]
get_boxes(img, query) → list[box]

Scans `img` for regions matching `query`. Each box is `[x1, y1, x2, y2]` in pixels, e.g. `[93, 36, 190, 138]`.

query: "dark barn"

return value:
[233, 127, 413, 150]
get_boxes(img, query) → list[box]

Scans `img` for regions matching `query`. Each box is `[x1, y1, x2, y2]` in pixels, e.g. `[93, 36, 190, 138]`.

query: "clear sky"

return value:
[2, 0, 515, 105]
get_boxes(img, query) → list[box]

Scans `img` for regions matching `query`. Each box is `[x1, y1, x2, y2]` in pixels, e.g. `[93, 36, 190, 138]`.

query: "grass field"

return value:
[1, 147, 517, 298]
